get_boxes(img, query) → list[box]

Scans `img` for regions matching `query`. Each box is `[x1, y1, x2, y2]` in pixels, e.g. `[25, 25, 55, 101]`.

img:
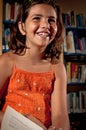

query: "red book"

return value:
[10, 3, 15, 20]
[78, 38, 83, 51]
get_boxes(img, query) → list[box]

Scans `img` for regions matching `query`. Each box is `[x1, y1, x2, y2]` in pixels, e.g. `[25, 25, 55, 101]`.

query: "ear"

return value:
[18, 21, 26, 35]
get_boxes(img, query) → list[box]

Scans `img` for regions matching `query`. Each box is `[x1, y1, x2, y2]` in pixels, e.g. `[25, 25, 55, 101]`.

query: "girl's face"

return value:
[22, 4, 57, 50]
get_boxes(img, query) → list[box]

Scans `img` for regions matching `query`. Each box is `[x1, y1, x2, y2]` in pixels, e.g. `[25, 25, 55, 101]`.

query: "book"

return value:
[63, 28, 67, 53]
[79, 91, 86, 112]
[81, 65, 86, 82]
[70, 10, 76, 27]
[5, 3, 10, 21]
[10, 4, 15, 21]
[66, 62, 71, 83]
[72, 92, 80, 113]
[62, 13, 70, 27]
[73, 30, 80, 53]
[81, 37, 86, 53]
[14, 2, 20, 21]
[71, 63, 78, 82]
[78, 38, 83, 52]
[1, 106, 47, 130]
[66, 31, 75, 53]
[69, 93, 73, 113]
[77, 65, 82, 82]
[4, 28, 10, 51]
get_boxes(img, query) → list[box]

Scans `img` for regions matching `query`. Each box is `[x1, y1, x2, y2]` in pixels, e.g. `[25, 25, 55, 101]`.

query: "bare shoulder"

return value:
[0, 51, 15, 90]
[53, 61, 67, 79]
[0, 51, 14, 67]
[0, 51, 15, 77]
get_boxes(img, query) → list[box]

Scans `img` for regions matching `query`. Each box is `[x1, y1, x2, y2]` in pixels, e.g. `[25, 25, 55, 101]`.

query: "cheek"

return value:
[30, 24, 38, 30]
[25, 22, 38, 33]
[54, 26, 58, 34]
[54, 26, 57, 35]
[51, 25, 57, 38]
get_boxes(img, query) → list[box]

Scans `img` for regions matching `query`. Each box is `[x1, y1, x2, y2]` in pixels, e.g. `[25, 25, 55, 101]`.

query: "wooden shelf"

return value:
[64, 53, 86, 64]
[67, 83, 86, 93]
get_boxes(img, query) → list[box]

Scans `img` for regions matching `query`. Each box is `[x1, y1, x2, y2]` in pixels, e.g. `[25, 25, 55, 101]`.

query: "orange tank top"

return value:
[2, 66, 55, 128]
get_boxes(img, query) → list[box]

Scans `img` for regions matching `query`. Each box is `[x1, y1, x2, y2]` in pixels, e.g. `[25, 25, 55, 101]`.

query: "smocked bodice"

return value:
[2, 66, 54, 127]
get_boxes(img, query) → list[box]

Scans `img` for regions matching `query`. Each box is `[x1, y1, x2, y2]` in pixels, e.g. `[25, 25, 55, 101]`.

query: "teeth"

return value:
[38, 32, 49, 37]
[42, 33, 45, 36]
[40, 33, 46, 35]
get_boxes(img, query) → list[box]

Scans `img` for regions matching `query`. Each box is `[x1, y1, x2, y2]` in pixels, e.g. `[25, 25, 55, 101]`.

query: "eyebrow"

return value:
[31, 14, 57, 19]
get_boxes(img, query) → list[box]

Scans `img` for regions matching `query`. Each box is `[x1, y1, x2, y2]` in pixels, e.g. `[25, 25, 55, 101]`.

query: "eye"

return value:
[32, 16, 40, 21]
[48, 18, 56, 24]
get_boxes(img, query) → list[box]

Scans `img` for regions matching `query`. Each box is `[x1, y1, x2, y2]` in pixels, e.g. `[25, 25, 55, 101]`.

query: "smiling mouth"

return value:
[37, 32, 50, 38]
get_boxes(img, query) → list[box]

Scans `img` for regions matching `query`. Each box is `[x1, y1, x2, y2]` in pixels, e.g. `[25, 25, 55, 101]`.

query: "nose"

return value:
[40, 18, 50, 29]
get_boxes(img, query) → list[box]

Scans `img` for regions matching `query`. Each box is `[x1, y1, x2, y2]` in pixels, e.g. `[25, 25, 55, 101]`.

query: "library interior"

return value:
[0, 0, 86, 130]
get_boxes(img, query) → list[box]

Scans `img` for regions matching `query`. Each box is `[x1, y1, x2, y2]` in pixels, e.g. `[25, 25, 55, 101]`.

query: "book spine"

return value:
[5, 3, 10, 21]
[14, 2, 20, 21]
[71, 63, 78, 82]
[66, 62, 71, 83]
[62, 11, 86, 28]
[70, 10, 76, 27]
[66, 31, 75, 53]
[67, 91, 86, 113]
[10, 4, 15, 21]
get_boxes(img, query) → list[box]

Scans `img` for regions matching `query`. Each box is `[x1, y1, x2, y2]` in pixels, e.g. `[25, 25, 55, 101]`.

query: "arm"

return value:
[0, 52, 13, 126]
[50, 62, 70, 130]
[0, 111, 4, 128]
[0, 53, 11, 91]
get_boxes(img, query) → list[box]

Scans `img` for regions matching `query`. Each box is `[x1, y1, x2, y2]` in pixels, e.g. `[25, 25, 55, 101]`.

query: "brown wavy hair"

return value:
[10, 0, 64, 62]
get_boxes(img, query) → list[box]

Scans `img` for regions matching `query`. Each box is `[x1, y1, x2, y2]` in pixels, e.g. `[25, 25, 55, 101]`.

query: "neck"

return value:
[23, 48, 44, 65]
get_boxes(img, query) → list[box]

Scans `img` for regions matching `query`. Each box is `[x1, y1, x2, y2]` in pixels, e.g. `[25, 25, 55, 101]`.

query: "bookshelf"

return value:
[58, 1, 86, 130]
[2, 0, 21, 53]
[64, 29, 86, 130]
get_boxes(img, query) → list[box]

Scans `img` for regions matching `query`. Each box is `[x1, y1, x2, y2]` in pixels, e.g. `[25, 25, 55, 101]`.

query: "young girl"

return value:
[0, 0, 70, 130]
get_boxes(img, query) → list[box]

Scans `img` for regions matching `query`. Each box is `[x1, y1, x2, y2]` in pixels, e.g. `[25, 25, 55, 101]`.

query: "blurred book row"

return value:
[2, 25, 10, 53]
[62, 10, 86, 28]
[3, 2, 20, 22]
[67, 91, 86, 113]
[65, 62, 86, 83]
[63, 29, 86, 54]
